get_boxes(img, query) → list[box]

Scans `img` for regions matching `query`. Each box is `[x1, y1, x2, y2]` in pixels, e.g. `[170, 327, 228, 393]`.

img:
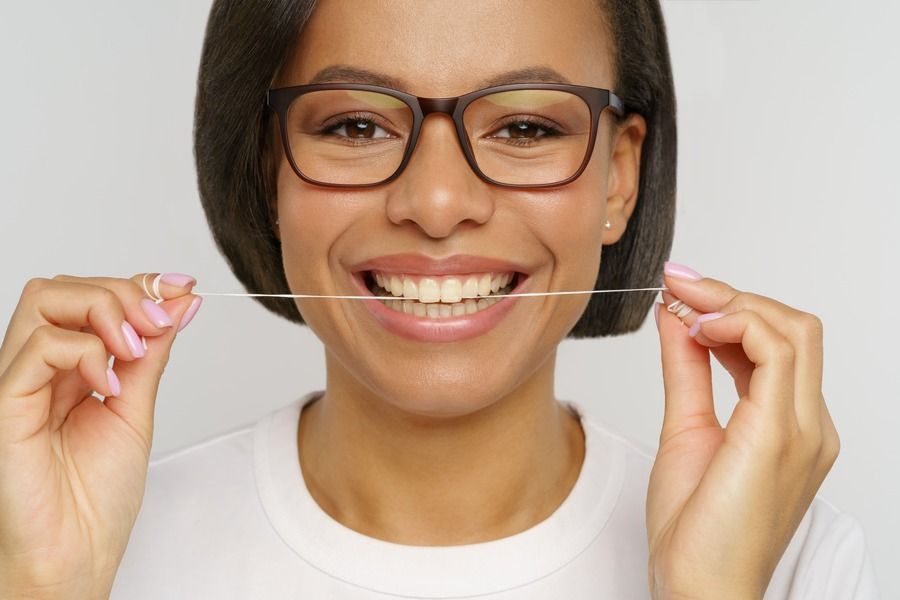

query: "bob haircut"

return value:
[194, 0, 676, 338]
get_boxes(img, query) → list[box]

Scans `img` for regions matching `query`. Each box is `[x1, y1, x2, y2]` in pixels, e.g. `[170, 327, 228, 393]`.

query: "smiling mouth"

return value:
[363, 270, 522, 318]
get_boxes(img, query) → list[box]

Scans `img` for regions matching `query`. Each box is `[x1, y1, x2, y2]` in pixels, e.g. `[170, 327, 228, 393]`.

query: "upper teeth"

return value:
[372, 271, 515, 303]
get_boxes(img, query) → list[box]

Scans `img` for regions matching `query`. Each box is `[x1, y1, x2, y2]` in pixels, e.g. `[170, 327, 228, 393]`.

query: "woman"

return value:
[0, 0, 878, 598]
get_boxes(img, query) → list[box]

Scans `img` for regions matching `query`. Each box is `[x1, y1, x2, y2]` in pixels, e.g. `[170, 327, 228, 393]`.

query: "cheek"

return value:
[276, 169, 357, 297]
[529, 169, 608, 284]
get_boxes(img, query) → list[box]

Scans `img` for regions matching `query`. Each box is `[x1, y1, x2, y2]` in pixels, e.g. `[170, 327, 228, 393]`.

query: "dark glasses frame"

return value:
[266, 82, 626, 189]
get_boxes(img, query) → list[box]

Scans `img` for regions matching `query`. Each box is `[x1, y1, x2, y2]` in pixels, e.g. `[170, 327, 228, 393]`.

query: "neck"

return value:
[297, 349, 586, 546]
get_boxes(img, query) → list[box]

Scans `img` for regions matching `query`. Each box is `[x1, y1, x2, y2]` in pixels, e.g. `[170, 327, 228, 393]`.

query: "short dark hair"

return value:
[194, 0, 676, 338]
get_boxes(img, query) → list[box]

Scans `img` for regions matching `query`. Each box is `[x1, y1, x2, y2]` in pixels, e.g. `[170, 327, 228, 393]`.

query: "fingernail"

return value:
[161, 272, 196, 288]
[664, 261, 702, 281]
[178, 296, 203, 332]
[120, 320, 145, 359]
[653, 302, 661, 327]
[141, 298, 174, 328]
[106, 367, 121, 397]
[688, 312, 724, 338]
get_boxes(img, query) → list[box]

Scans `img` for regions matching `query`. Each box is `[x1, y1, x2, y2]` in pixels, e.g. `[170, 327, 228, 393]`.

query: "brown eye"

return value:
[508, 121, 541, 138]
[347, 119, 376, 138]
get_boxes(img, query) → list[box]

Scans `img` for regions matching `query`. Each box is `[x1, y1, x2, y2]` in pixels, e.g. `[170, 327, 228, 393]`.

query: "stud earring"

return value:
[604, 219, 611, 229]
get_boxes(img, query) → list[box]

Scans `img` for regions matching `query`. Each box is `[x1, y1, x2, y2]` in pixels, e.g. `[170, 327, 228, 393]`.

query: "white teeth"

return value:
[371, 271, 518, 304]
[403, 278, 418, 300]
[462, 277, 478, 298]
[418, 278, 440, 303]
[478, 274, 492, 296]
[390, 276, 403, 296]
[440, 278, 462, 303]
[380, 293, 505, 318]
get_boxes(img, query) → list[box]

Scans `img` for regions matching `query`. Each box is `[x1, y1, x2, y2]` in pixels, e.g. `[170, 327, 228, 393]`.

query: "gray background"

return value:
[1, 1, 896, 596]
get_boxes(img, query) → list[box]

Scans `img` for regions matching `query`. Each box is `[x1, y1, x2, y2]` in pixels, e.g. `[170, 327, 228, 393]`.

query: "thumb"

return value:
[656, 300, 720, 446]
[103, 294, 199, 446]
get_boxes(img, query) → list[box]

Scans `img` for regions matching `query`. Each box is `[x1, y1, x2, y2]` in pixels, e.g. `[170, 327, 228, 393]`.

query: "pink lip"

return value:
[349, 256, 531, 343]
[349, 253, 533, 276]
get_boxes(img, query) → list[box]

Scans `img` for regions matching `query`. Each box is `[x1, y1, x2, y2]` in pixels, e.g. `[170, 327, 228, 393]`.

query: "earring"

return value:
[604, 219, 611, 229]
[275, 218, 280, 225]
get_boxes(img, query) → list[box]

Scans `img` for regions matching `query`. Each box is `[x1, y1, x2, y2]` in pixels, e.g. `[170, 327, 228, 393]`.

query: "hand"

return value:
[0, 273, 201, 599]
[646, 262, 840, 599]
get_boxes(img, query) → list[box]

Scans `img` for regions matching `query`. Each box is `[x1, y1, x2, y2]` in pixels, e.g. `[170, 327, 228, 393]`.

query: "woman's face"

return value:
[274, 0, 645, 416]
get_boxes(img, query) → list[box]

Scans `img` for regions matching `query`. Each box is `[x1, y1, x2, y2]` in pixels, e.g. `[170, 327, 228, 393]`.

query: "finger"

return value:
[662, 289, 756, 399]
[663, 271, 823, 434]
[102, 294, 199, 445]
[54, 272, 196, 335]
[656, 301, 721, 448]
[661, 289, 721, 347]
[690, 309, 798, 434]
[0, 325, 114, 442]
[0, 278, 140, 375]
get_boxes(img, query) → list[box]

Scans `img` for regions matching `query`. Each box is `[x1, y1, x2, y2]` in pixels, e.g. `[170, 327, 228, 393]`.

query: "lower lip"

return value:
[351, 273, 527, 343]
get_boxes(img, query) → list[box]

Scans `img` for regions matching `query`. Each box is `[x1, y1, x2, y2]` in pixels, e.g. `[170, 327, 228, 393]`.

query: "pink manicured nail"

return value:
[120, 320, 145, 359]
[161, 272, 196, 288]
[664, 261, 702, 281]
[141, 298, 174, 328]
[653, 302, 661, 327]
[178, 296, 203, 332]
[688, 312, 724, 338]
[106, 367, 121, 397]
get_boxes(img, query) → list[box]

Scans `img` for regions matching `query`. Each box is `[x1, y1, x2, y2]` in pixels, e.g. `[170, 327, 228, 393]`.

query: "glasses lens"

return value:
[463, 89, 592, 185]
[285, 89, 413, 185]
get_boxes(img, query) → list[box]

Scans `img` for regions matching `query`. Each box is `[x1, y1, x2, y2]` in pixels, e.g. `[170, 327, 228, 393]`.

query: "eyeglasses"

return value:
[266, 82, 625, 188]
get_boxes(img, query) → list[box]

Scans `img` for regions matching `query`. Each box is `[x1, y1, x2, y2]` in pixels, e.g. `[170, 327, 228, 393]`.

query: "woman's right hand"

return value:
[0, 273, 201, 599]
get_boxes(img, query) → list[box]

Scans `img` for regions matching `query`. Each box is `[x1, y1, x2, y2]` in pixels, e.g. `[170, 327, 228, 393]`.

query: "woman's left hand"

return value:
[646, 262, 840, 600]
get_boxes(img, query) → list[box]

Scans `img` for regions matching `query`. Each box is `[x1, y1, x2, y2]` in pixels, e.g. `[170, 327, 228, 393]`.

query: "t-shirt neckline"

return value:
[253, 390, 625, 598]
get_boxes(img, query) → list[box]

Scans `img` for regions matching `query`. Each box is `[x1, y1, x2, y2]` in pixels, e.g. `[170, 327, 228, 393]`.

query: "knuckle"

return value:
[721, 290, 748, 312]
[821, 428, 841, 461]
[91, 285, 124, 314]
[771, 338, 795, 364]
[795, 312, 824, 344]
[30, 323, 58, 345]
[22, 276, 50, 296]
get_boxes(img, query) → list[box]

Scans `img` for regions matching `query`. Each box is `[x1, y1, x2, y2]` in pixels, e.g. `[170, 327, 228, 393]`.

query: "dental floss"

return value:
[187, 287, 669, 300]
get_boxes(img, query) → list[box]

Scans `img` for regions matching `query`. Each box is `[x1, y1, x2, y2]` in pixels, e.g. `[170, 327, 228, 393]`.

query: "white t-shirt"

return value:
[111, 391, 879, 599]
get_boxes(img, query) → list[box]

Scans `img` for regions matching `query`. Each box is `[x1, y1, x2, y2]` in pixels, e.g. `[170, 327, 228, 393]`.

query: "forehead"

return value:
[281, 0, 613, 96]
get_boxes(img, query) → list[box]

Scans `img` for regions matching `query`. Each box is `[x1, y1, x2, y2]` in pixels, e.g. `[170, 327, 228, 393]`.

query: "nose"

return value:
[384, 113, 494, 239]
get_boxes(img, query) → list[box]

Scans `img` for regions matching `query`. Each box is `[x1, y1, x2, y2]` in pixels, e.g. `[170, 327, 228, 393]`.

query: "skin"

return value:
[0, 0, 838, 598]
[270, 0, 645, 546]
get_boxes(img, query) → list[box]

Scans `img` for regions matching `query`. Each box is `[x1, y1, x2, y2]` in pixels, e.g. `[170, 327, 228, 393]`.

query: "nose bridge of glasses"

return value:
[409, 97, 470, 162]
[418, 97, 459, 116]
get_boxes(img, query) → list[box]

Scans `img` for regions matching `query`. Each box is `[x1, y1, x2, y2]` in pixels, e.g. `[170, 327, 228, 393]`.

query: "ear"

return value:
[602, 113, 647, 245]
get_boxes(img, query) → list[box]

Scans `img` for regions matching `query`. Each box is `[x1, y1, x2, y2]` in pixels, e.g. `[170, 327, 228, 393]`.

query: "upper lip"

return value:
[350, 253, 533, 276]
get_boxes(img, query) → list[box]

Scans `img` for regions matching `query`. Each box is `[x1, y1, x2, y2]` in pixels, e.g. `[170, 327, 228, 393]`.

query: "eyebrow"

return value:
[305, 64, 574, 92]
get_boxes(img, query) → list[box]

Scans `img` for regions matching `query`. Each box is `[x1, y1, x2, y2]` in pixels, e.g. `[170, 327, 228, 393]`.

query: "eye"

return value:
[317, 113, 395, 141]
[489, 117, 561, 141]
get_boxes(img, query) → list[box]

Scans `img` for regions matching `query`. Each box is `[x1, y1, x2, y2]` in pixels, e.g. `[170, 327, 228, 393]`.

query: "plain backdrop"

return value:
[1, 1, 897, 596]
